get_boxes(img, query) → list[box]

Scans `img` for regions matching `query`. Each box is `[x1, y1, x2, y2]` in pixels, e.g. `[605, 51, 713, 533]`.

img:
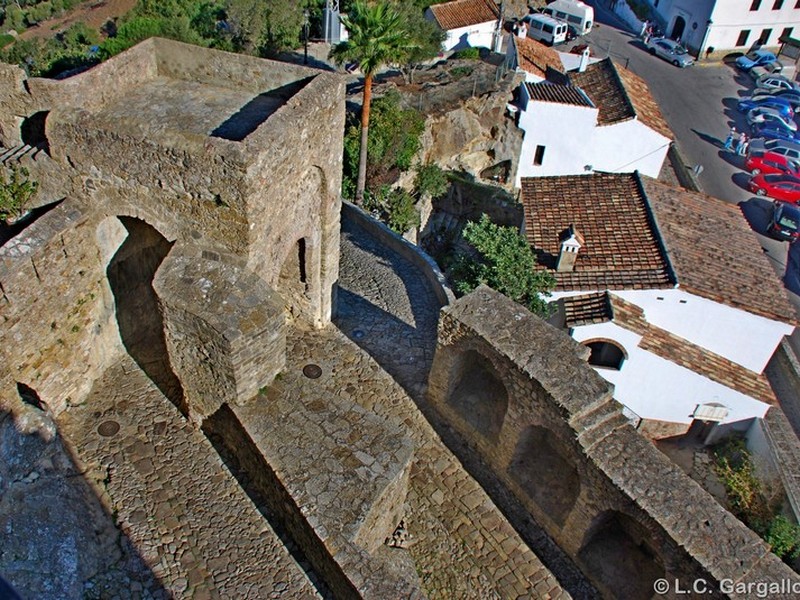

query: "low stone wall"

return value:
[154, 245, 287, 424]
[342, 202, 455, 307]
[667, 142, 702, 192]
[427, 286, 800, 598]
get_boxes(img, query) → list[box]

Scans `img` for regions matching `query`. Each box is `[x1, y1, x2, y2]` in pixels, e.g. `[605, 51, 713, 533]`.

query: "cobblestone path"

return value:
[335, 216, 440, 399]
[58, 357, 320, 600]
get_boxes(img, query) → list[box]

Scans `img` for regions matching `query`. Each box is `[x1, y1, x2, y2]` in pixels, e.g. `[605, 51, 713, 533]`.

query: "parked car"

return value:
[737, 96, 795, 119]
[751, 88, 800, 108]
[746, 106, 798, 131]
[646, 38, 694, 67]
[768, 201, 800, 240]
[736, 50, 779, 71]
[749, 61, 784, 81]
[748, 173, 800, 203]
[748, 137, 800, 160]
[745, 152, 800, 176]
[752, 122, 800, 142]
[756, 74, 798, 93]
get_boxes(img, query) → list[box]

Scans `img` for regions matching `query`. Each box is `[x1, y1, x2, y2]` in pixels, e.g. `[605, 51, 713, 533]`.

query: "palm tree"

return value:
[330, 1, 415, 205]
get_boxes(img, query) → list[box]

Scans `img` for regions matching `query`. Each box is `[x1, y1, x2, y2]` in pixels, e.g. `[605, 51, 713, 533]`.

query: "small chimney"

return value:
[578, 47, 590, 73]
[556, 225, 584, 272]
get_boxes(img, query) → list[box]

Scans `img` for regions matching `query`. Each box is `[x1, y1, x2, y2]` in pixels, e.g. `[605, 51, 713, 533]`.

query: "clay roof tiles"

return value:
[521, 172, 797, 325]
[569, 58, 673, 140]
[513, 35, 564, 79]
[521, 172, 675, 291]
[562, 292, 613, 327]
[525, 81, 593, 107]
[428, 0, 499, 31]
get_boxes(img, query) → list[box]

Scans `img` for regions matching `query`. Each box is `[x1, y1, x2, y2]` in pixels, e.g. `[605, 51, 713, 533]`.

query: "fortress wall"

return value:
[0, 202, 123, 415]
[427, 286, 800, 598]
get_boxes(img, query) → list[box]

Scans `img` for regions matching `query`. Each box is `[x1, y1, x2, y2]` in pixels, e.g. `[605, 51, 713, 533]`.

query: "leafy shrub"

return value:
[452, 47, 480, 59]
[449, 65, 473, 80]
[364, 185, 420, 234]
[0, 165, 38, 221]
[414, 163, 448, 199]
[449, 214, 555, 316]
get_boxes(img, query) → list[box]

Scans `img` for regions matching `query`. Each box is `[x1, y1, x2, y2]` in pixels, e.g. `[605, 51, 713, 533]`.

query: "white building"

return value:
[520, 172, 796, 440]
[647, 0, 800, 56]
[512, 56, 672, 185]
[425, 0, 501, 52]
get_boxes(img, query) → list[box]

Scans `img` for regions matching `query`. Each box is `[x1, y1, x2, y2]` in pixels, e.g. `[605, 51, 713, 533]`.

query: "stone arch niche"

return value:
[279, 236, 310, 320]
[105, 216, 185, 412]
[446, 349, 509, 441]
[20, 111, 50, 153]
[577, 510, 666, 600]
[507, 425, 580, 527]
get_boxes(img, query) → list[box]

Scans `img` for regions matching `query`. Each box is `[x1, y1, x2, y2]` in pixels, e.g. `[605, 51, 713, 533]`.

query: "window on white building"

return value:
[585, 341, 626, 370]
[751, 0, 762, 9]
[534, 145, 546, 166]
[737, 30, 751, 46]
[760, 28, 773, 44]
[783, 26, 794, 39]
[774, 0, 784, 9]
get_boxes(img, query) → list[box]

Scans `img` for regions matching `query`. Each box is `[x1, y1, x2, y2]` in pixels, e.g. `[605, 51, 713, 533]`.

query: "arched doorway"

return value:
[106, 217, 185, 412]
[279, 237, 309, 319]
[585, 340, 626, 370]
[20, 111, 49, 154]
[578, 511, 666, 599]
[447, 350, 509, 440]
[508, 425, 580, 526]
[671, 16, 686, 41]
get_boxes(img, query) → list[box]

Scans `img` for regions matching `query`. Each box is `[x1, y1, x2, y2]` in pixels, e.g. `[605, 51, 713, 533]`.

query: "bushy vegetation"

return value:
[452, 47, 480, 60]
[0, 0, 80, 32]
[0, 164, 38, 222]
[713, 436, 800, 560]
[448, 214, 555, 317]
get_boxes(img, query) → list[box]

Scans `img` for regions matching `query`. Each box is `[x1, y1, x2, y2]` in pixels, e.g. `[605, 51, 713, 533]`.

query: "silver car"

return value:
[645, 38, 694, 67]
[756, 74, 798, 93]
[747, 137, 800, 160]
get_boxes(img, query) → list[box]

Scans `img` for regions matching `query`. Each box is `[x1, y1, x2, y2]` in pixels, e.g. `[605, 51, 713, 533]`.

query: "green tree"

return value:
[391, 1, 444, 83]
[0, 164, 38, 222]
[329, 0, 416, 205]
[449, 214, 555, 316]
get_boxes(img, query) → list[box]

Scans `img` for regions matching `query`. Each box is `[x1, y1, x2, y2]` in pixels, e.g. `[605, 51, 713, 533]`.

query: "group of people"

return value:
[724, 126, 750, 156]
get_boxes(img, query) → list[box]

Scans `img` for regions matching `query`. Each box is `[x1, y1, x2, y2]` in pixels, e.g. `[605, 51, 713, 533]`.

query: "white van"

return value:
[522, 14, 568, 46]
[542, 0, 594, 36]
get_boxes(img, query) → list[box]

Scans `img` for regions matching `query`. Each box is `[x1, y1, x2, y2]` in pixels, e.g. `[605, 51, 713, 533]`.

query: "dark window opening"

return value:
[774, 0, 784, 9]
[534, 145, 546, 166]
[737, 30, 751, 46]
[586, 341, 625, 370]
[782, 27, 793, 39]
[17, 382, 47, 412]
[20, 111, 50, 153]
[751, 0, 762, 10]
[297, 238, 307, 284]
[760, 28, 773, 44]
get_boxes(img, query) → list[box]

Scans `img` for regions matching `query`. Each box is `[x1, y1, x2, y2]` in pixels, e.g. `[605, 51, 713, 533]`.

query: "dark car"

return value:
[751, 122, 800, 142]
[738, 96, 795, 119]
[748, 173, 800, 203]
[747, 137, 800, 160]
[769, 201, 800, 240]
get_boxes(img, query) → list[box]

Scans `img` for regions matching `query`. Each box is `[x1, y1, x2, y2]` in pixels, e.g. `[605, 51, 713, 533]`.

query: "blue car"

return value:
[752, 122, 800, 142]
[736, 50, 778, 71]
[752, 88, 800, 108]
[738, 96, 795, 119]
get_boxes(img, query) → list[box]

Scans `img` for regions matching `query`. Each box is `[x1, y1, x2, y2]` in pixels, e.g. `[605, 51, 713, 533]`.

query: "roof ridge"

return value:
[604, 58, 637, 124]
[632, 171, 679, 288]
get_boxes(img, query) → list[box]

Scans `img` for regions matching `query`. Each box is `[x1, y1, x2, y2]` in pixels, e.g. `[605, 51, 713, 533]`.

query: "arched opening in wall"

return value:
[447, 350, 509, 441]
[507, 425, 579, 526]
[20, 111, 50, 154]
[106, 217, 185, 411]
[584, 340, 626, 370]
[671, 16, 686, 41]
[577, 511, 666, 599]
[278, 237, 309, 319]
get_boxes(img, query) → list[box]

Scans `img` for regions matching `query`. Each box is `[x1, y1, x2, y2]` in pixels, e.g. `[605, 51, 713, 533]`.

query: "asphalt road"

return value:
[580, 1, 800, 316]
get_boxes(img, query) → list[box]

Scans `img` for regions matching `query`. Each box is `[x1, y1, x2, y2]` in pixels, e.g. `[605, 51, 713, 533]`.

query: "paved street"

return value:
[582, 1, 800, 314]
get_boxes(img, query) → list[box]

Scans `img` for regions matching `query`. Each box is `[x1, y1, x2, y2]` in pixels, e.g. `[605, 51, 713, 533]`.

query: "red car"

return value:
[749, 173, 800, 203]
[745, 152, 800, 176]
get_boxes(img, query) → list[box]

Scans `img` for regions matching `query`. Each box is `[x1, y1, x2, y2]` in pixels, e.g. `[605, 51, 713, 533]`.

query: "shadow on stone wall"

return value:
[106, 217, 184, 412]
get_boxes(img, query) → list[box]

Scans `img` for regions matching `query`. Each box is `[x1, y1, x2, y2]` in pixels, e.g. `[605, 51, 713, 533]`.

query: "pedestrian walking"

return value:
[723, 126, 737, 151]
[740, 135, 750, 157]
[736, 132, 749, 156]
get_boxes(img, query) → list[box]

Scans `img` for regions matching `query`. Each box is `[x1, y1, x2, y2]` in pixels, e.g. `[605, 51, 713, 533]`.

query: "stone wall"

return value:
[0, 201, 122, 416]
[427, 286, 800, 599]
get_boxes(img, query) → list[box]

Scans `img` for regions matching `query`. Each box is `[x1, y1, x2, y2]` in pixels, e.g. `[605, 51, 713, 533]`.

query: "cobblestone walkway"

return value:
[335, 216, 440, 399]
[58, 357, 319, 600]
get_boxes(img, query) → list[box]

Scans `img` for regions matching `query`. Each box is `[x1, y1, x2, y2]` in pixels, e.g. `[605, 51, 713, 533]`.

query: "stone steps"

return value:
[0, 144, 40, 164]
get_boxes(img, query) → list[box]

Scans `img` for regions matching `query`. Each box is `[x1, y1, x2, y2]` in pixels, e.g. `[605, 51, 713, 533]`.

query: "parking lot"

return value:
[581, 2, 800, 314]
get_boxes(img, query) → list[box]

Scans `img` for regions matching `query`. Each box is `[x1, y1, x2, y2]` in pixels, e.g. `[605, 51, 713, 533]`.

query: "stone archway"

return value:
[279, 236, 309, 320]
[447, 350, 509, 441]
[508, 425, 580, 526]
[671, 16, 686, 41]
[20, 111, 49, 153]
[577, 511, 666, 599]
[106, 216, 184, 412]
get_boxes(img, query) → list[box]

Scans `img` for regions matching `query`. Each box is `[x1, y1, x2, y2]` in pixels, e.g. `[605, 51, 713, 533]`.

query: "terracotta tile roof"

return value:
[608, 295, 777, 404]
[525, 81, 593, 107]
[640, 177, 797, 326]
[513, 35, 563, 79]
[569, 58, 673, 140]
[562, 292, 613, 327]
[521, 172, 675, 291]
[428, 0, 499, 31]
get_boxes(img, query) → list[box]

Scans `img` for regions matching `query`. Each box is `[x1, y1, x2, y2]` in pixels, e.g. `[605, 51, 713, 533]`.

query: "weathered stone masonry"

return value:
[428, 286, 800, 599]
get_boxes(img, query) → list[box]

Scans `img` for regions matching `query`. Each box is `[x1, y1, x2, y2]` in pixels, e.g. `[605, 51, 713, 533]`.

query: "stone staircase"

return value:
[0, 144, 44, 165]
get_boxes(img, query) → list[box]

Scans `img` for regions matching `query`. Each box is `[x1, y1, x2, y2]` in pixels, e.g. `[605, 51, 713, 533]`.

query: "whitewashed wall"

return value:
[442, 21, 497, 51]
